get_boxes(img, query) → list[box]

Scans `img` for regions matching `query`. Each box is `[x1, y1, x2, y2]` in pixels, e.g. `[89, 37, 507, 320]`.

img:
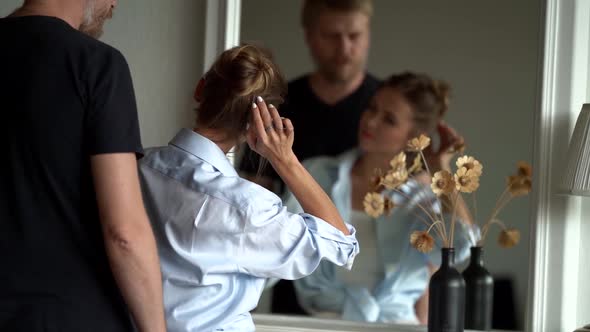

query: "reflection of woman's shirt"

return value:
[283, 149, 474, 324]
[138, 129, 359, 332]
[335, 210, 384, 291]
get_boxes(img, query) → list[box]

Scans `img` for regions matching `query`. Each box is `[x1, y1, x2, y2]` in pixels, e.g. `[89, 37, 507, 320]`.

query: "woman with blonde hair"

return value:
[138, 44, 359, 332]
[286, 71, 475, 324]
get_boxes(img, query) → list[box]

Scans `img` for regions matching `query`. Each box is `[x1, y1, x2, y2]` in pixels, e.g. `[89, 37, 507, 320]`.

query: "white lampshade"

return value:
[562, 104, 590, 196]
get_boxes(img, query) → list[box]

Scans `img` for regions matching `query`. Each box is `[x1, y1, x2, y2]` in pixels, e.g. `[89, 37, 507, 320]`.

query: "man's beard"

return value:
[79, 1, 113, 39]
[319, 60, 365, 85]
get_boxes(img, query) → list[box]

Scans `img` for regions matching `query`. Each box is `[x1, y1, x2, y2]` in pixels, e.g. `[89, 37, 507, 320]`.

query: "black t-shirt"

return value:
[0, 16, 142, 331]
[239, 73, 380, 189]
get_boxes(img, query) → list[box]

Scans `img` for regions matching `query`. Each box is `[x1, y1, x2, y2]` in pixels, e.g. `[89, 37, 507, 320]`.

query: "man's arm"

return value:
[91, 153, 166, 332]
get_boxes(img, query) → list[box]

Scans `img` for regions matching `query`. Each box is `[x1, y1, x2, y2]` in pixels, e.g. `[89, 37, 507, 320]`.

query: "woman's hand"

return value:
[246, 97, 349, 234]
[246, 96, 296, 166]
[424, 121, 465, 172]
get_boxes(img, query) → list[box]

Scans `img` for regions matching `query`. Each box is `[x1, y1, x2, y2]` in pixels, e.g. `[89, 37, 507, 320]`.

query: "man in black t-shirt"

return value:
[0, 1, 165, 331]
[239, 0, 380, 194]
[239, 0, 380, 316]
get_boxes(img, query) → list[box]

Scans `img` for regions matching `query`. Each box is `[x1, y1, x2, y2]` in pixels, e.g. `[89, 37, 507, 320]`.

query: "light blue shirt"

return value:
[284, 150, 475, 324]
[138, 129, 359, 332]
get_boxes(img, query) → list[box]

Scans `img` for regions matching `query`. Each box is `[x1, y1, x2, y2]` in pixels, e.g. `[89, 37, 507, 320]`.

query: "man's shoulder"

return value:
[75, 34, 128, 67]
[48, 17, 123, 58]
[40, 20, 129, 69]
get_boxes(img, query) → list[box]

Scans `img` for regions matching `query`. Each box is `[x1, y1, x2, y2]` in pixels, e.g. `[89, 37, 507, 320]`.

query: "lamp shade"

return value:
[562, 104, 590, 196]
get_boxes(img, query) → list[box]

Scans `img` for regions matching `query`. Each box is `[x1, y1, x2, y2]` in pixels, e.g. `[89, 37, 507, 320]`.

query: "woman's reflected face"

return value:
[358, 87, 414, 155]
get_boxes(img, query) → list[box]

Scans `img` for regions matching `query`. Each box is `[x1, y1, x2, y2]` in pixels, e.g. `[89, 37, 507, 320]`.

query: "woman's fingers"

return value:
[248, 96, 296, 162]
[282, 118, 294, 134]
[251, 100, 267, 141]
[256, 96, 275, 135]
[269, 104, 283, 131]
[282, 117, 294, 144]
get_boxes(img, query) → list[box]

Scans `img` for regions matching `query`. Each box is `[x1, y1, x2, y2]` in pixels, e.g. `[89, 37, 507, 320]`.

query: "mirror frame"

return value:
[527, 0, 590, 331]
[206, 1, 589, 331]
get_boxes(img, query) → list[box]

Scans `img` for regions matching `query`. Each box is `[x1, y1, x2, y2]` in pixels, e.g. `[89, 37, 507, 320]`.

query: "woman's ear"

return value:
[194, 78, 205, 103]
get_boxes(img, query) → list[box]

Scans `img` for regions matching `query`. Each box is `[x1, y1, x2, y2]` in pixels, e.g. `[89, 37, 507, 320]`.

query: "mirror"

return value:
[240, 0, 541, 330]
[1, 0, 553, 329]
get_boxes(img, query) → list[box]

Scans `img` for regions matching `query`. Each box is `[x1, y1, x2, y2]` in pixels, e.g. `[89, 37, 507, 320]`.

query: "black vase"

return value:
[428, 247, 465, 332]
[463, 246, 494, 331]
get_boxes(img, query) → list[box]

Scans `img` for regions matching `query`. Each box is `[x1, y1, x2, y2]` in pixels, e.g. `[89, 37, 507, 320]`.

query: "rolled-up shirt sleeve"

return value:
[237, 197, 358, 280]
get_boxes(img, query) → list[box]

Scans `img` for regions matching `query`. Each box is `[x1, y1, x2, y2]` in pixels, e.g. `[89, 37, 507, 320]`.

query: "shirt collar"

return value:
[169, 128, 238, 177]
[336, 149, 362, 179]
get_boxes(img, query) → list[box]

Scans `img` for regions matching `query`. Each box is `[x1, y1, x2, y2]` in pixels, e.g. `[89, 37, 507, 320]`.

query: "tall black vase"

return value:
[462, 246, 494, 331]
[428, 247, 465, 332]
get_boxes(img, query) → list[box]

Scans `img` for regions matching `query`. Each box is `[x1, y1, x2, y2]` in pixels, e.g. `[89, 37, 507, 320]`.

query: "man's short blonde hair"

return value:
[301, 0, 373, 29]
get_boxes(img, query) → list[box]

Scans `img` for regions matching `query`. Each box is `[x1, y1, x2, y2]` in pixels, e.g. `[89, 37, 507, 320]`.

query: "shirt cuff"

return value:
[300, 213, 359, 267]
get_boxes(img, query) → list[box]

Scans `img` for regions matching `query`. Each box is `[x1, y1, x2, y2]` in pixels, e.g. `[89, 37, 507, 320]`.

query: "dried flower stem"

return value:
[449, 192, 460, 246]
[489, 184, 513, 218]
[478, 218, 507, 246]
[410, 209, 447, 241]
[479, 186, 514, 244]
[417, 150, 448, 235]
[392, 189, 438, 224]
[392, 188, 448, 247]
[493, 195, 514, 220]
[427, 220, 444, 235]
[439, 198, 454, 212]
[418, 151, 432, 178]
[414, 192, 449, 242]
[471, 192, 479, 223]
[410, 190, 447, 241]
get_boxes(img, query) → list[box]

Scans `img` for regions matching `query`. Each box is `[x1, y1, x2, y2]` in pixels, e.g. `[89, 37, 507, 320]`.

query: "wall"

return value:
[241, 0, 541, 328]
[0, 1, 19, 16]
[1, 0, 206, 148]
[102, 0, 205, 147]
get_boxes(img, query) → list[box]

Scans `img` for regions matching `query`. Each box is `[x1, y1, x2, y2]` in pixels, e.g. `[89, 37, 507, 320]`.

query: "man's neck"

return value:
[309, 71, 365, 106]
[9, 0, 83, 30]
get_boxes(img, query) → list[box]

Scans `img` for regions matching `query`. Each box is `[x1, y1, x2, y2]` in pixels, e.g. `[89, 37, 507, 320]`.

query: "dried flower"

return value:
[381, 169, 408, 190]
[369, 169, 385, 192]
[454, 167, 480, 193]
[476, 161, 532, 247]
[383, 197, 396, 216]
[364, 192, 384, 218]
[363, 133, 529, 252]
[516, 161, 533, 178]
[408, 154, 423, 175]
[456, 155, 483, 177]
[507, 175, 532, 197]
[389, 152, 407, 172]
[407, 134, 431, 152]
[410, 230, 435, 253]
[498, 228, 520, 248]
[431, 170, 455, 196]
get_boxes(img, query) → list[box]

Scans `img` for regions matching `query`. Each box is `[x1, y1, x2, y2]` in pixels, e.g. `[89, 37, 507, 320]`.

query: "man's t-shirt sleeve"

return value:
[85, 48, 143, 157]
